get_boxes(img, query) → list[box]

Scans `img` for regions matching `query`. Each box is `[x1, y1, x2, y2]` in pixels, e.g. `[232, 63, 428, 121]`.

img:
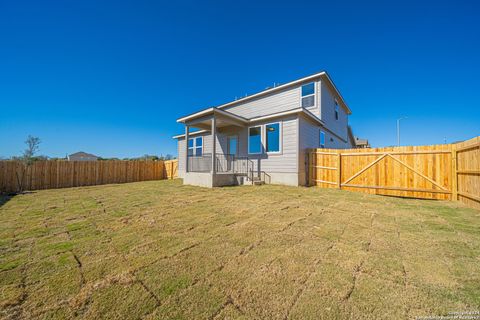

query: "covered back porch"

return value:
[177, 108, 264, 187]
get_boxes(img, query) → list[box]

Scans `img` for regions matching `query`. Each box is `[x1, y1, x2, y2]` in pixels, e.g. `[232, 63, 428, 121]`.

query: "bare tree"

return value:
[23, 136, 41, 164]
[15, 136, 41, 192]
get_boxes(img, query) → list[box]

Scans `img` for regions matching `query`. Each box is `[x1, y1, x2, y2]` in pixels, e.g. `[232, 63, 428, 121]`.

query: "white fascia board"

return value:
[249, 108, 304, 123]
[172, 130, 209, 139]
[176, 108, 215, 123]
[213, 108, 249, 123]
[176, 107, 249, 124]
[301, 108, 326, 126]
[321, 72, 352, 115]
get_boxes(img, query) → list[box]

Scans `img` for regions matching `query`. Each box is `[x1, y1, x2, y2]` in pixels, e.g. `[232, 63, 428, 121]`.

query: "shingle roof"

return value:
[69, 151, 98, 158]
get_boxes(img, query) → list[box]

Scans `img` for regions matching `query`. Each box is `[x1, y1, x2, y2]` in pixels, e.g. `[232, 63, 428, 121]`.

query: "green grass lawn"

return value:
[1, 179, 479, 319]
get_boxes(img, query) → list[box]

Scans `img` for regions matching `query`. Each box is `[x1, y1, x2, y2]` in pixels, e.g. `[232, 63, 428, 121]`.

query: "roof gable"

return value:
[176, 71, 352, 123]
[215, 71, 351, 115]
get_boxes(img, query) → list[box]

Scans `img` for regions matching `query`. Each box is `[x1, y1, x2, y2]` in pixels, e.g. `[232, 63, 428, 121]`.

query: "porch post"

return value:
[211, 116, 216, 175]
[185, 125, 189, 173]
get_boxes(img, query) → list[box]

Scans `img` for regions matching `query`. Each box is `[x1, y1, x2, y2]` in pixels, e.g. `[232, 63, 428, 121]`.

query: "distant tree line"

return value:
[2, 136, 176, 162]
[98, 154, 176, 161]
[7, 154, 176, 161]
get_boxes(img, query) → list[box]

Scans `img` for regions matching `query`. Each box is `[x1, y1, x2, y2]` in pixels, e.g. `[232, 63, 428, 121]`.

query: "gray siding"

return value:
[221, 80, 325, 121]
[320, 80, 349, 141]
[305, 80, 321, 118]
[177, 131, 214, 177]
[297, 115, 350, 185]
[176, 74, 353, 186]
[241, 115, 298, 174]
[216, 115, 298, 174]
[298, 116, 318, 186]
[178, 115, 299, 184]
[222, 86, 300, 119]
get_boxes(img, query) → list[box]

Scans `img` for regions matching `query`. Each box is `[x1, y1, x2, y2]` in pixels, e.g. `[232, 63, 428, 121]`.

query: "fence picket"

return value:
[0, 160, 178, 193]
[309, 136, 480, 210]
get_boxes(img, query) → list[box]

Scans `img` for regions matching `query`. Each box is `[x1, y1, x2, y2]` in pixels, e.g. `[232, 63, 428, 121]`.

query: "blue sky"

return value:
[0, 0, 479, 158]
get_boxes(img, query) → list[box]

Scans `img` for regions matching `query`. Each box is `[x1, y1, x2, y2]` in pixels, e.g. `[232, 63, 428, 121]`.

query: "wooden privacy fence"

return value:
[308, 136, 480, 210]
[454, 137, 480, 209]
[0, 159, 178, 193]
[164, 160, 179, 181]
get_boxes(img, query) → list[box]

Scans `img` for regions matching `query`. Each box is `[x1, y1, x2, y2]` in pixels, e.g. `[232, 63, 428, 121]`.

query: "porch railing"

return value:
[187, 153, 212, 172]
[215, 154, 235, 173]
[233, 156, 255, 180]
[187, 153, 255, 179]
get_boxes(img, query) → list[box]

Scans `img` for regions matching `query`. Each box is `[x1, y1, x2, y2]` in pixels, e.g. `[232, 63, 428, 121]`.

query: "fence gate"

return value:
[309, 145, 453, 200]
[308, 136, 480, 209]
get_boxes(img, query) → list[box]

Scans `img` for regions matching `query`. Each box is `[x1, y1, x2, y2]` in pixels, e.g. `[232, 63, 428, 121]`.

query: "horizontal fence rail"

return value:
[454, 136, 480, 210]
[308, 136, 480, 210]
[0, 159, 178, 193]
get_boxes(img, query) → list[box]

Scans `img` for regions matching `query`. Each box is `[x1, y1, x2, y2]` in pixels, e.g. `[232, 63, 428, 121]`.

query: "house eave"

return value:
[172, 130, 209, 139]
[173, 108, 326, 139]
[176, 107, 249, 125]
[176, 108, 215, 123]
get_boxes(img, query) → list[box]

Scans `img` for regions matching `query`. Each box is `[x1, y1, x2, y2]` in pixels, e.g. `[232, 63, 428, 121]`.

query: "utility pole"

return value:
[397, 117, 407, 146]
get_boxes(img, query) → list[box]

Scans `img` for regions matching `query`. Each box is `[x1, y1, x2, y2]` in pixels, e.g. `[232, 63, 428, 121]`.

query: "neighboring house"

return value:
[68, 152, 98, 161]
[347, 127, 370, 149]
[354, 136, 370, 148]
[173, 71, 356, 187]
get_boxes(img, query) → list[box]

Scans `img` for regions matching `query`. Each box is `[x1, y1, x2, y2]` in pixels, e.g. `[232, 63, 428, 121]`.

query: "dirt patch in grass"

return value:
[0, 179, 479, 319]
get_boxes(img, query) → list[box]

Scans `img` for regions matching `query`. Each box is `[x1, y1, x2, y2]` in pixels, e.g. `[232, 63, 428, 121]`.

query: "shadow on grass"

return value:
[0, 194, 16, 208]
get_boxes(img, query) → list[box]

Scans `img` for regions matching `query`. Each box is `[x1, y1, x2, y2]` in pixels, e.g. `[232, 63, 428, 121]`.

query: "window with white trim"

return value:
[248, 126, 262, 154]
[334, 100, 339, 120]
[301, 82, 315, 108]
[188, 137, 203, 156]
[265, 122, 281, 153]
[319, 131, 325, 148]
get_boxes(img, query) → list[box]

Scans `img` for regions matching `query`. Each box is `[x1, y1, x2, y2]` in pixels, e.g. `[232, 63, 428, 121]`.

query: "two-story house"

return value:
[173, 71, 355, 187]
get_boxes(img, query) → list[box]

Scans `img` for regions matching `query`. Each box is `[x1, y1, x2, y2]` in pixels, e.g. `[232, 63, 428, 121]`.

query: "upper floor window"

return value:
[319, 130, 325, 148]
[248, 126, 262, 154]
[301, 82, 315, 108]
[266, 122, 281, 153]
[188, 137, 203, 156]
[334, 100, 339, 120]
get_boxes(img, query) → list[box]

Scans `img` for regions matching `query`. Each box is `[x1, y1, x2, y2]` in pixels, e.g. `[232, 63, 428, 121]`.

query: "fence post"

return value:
[451, 146, 458, 201]
[311, 150, 316, 186]
[337, 151, 342, 189]
[305, 150, 310, 186]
